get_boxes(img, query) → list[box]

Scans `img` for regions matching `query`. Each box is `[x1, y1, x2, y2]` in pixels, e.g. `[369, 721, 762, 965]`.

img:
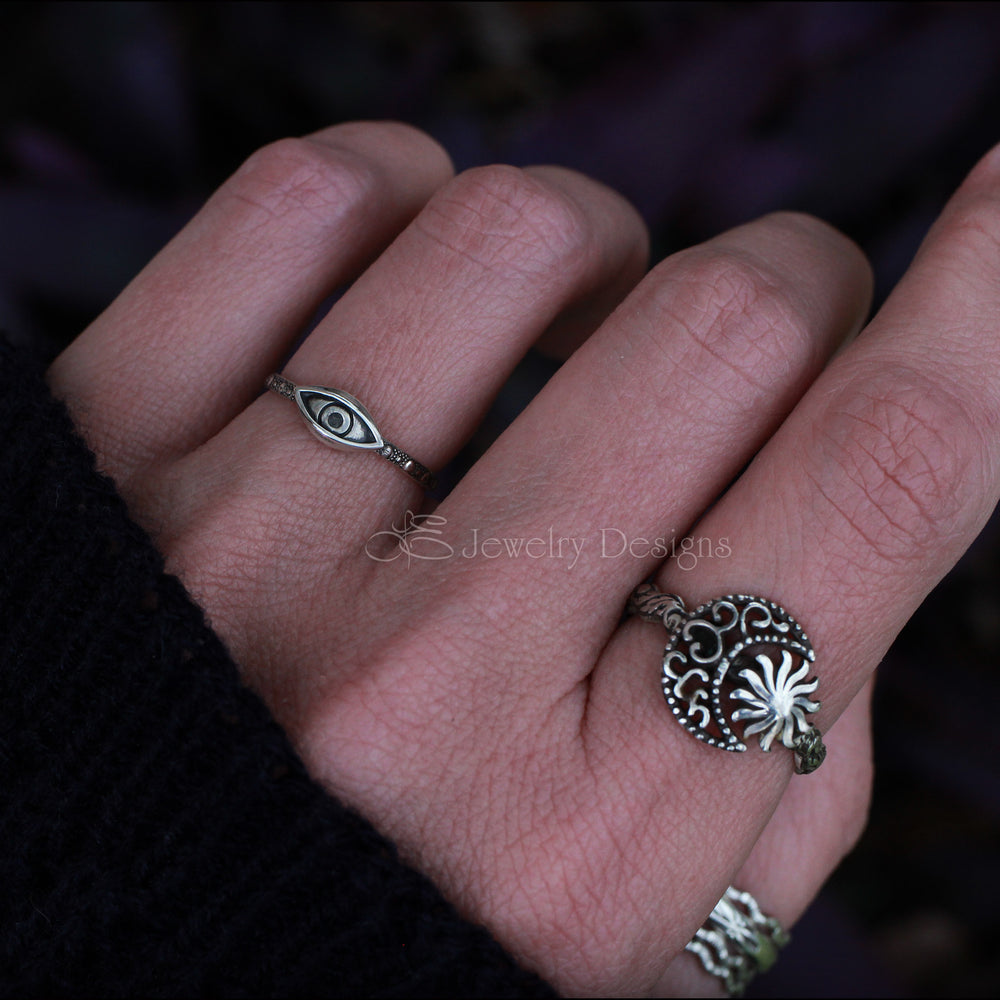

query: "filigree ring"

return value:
[687, 885, 790, 996]
[266, 374, 437, 491]
[628, 584, 826, 774]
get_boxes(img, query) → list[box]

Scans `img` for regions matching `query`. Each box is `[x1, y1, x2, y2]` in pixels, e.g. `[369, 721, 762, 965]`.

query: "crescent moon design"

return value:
[659, 595, 818, 753]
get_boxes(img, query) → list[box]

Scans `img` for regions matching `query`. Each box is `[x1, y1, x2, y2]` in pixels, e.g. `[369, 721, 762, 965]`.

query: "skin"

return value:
[46, 121, 1000, 996]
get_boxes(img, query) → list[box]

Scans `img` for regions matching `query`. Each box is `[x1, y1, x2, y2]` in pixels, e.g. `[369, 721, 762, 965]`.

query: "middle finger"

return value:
[398, 210, 872, 693]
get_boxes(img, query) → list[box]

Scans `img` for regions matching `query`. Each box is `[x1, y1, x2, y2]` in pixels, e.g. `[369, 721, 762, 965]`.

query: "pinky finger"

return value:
[654, 679, 875, 996]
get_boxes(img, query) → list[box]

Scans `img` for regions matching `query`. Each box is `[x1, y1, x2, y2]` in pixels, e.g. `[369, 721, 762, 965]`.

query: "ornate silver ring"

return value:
[266, 374, 437, 491]
[687, 885, 790, 996]
[628, 584, 826, 774]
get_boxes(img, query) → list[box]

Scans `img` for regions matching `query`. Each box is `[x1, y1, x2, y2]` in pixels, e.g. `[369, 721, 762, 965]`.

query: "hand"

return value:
[47, 121, 1000, 995]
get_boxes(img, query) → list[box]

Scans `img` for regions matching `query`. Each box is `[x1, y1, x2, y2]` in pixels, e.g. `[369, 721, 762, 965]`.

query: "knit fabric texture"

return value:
[0, 335, 555, 998]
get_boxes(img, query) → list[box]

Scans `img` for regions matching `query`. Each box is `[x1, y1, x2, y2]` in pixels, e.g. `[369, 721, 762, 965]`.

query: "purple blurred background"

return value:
[3, 3, 1000, 996]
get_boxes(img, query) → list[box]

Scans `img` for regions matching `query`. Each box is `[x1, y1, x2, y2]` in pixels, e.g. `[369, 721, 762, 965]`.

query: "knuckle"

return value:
[416, 164, 592, 280]
[806, 364, 991, 565]
[635, 248, 808, 393]
[224, 136, 378, 232]
[674, 249, 802, 341]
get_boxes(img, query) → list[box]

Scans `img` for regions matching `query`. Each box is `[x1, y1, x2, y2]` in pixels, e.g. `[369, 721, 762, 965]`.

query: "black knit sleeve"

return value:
[0, 334, 556, 999]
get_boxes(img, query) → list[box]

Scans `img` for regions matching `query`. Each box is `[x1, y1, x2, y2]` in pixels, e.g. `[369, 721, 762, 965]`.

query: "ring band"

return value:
[266, 374, 437, 491]
[628, 584, 826, 774]
[687, 886, 790, 996]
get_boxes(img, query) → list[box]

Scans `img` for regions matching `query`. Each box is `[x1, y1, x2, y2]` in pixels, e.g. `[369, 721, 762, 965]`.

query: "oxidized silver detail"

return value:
[265, 374, 437, 491]
[686, 886, 790, 996]
[295, 386, 383, 451]
[629, 584, 825, 773]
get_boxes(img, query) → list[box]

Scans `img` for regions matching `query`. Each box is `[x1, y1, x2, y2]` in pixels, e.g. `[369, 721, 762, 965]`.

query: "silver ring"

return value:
[266, 374, 437, 491]
[687, 885, 790, 996]
[628, 584, 826, 774]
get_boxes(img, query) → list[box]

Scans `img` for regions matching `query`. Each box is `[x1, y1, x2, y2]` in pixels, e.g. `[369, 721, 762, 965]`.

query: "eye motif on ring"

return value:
[294, 387, 384, 451]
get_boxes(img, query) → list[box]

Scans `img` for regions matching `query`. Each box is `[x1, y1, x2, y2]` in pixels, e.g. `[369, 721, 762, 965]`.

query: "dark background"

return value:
[2, 3, 999, 996]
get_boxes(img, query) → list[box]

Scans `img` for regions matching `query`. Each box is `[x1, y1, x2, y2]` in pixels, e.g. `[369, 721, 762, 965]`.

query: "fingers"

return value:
[243, 162, 649, 503]
[639, 144, 1000, 730]
[151, 159, 649, 719]
[593, 148, 1000, 798]
[582, 145, 1000, 988]
[292, 211, 872, 994]
[48, 121, 454, 486]
[409, 211, 872, 684]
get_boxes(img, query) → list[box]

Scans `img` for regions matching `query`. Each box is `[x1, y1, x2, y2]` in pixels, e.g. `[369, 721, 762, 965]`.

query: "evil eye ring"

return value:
[265, 374, 437, 491]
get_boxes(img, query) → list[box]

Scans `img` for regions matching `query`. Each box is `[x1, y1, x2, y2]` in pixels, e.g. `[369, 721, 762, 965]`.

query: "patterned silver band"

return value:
[265, 374, 437, 491]
[628, 583, 826, 774]
[687, 886, 790, 996]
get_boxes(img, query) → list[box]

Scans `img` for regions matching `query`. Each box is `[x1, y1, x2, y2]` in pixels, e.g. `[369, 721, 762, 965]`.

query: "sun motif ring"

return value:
[265, 374, 437, 491]
[627, 584, 826, 774]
